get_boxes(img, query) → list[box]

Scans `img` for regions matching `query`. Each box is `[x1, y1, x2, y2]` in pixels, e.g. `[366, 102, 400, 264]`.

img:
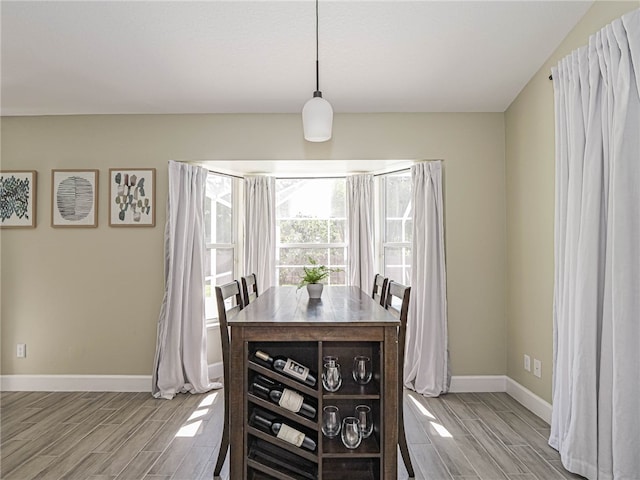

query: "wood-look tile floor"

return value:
[0, 389, 584, 480]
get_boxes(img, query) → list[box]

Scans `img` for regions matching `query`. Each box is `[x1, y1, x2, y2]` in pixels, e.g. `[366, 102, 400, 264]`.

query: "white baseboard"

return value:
[450, 375, 552, 424]
[449, 375, 507, 392]
[208, 362, 223, 382]
[0, 375, 152, 392]
[1, 364, 225, 393]
[505, 377, 553, 424]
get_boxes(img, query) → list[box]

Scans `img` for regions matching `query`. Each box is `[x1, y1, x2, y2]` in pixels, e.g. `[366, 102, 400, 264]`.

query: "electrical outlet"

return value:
[16, 343, 26, 358]
[533, 359, 542, 378]
[524, 354, 531, 372]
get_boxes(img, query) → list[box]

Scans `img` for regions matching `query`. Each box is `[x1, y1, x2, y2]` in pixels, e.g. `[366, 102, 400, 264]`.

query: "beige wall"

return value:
[504, 1, 639, 402]
[1, 113, 506, 377]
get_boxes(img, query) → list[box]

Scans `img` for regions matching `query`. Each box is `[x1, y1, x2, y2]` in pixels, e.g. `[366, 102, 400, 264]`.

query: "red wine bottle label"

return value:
[276, 423, 305, 447]
[283, 358, 309, 382]
[278, 388, 303, 413]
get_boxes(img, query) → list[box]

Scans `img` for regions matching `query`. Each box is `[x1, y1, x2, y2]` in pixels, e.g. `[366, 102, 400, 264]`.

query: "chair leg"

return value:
[399, 392, 415, 478]
[214, 396, 229, 479]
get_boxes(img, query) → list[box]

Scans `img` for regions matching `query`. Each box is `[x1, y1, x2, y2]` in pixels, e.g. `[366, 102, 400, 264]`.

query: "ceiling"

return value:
[1, 1, 593, 117]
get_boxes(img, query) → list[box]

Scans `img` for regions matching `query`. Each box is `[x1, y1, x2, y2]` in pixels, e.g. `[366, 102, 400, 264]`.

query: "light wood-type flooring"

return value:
[1, 389, 584, 480]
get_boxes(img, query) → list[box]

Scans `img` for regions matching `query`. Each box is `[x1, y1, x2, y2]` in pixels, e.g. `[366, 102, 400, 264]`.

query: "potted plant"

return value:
[297, 257, 341, 299]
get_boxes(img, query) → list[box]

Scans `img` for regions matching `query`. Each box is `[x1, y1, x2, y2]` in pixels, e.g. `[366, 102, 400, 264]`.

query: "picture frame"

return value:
[109, 168, 156, 227]
[0, 170, 37, 228]
[51, 169, 99, 228]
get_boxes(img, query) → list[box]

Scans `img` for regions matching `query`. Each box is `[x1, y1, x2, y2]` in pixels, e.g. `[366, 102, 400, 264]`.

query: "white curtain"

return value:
[244, 176, 276, 293]
[346, 174, 375, 292]
[403, 161, 450, 396]
[152, 161, 220, 399]
[550, 9, 640, 479]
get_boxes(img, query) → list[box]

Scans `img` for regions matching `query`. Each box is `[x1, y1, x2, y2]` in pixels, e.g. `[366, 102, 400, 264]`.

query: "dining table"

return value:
[227, 285, 400, 480]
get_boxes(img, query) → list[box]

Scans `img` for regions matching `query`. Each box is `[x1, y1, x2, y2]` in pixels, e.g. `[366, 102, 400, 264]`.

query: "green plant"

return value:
[297, 257, 341, 289]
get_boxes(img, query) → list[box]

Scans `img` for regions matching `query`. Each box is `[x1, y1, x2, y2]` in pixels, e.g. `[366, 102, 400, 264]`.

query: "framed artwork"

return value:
[109, 168, 156, 227]
[0, 170, 37, 228]
[51, 169, 99, 228]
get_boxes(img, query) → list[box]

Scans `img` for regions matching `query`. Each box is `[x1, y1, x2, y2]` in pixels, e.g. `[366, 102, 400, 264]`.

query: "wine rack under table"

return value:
[228, 286, 400, 480]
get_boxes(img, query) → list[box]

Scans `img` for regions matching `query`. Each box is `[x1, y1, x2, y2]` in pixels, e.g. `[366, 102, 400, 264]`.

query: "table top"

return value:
[228, 285, 399, 327]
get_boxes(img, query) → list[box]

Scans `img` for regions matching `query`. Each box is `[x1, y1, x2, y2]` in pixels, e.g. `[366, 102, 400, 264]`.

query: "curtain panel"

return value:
[346, 174, 375, 292]
[244, 176, 276, 293]
[152, 161, 220, 399]
[403, 161, 450, 396]
[550, 9, 640, 479]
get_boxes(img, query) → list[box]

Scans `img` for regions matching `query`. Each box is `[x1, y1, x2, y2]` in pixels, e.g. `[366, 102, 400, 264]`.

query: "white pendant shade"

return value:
[302, 95, 333, 142]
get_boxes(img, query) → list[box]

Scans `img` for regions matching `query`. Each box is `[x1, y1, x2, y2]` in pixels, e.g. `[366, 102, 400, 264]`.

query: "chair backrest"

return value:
[241, 273, 259, 306]
[384, 281, 411, 373]
[372, 274, 389, 306]
[215, 280, 244, 381]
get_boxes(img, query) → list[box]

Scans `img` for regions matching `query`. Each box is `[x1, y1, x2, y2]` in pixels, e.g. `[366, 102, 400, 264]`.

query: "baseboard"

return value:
[0, 375, 152, 392]
[505, 377, 553, 424]
[449, 375, 507, 392]
[450, 375, 552, 424]
[208, 361, 223, 382]
[1, 364, 225, 393]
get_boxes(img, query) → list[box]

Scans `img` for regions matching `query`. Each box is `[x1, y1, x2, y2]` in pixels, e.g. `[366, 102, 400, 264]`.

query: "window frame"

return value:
[204, 172, 243, 327]
[378, 169, 412, 286]
[275, 177, 348, 287]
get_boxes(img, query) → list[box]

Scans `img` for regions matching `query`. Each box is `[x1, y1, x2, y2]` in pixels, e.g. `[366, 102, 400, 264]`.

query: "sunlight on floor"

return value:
[199, 392, 218, 407]
[408, 394, 435, 419]
[175, 419, 203, 437]
[174, 392, 219, 438]
[430, 421, 452, 438]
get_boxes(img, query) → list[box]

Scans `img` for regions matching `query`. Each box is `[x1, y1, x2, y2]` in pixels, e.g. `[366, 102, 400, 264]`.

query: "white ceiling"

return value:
[1, 0, 593, 117]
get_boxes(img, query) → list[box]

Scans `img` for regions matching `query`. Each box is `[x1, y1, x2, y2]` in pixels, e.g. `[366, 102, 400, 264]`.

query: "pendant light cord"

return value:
[315, 0, 320, 94]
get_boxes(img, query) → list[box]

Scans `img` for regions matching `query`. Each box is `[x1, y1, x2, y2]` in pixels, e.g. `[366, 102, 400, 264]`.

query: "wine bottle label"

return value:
[276, 423, 305, 447]
[278, 388, 304, 413]
[283, 358, 310, 382]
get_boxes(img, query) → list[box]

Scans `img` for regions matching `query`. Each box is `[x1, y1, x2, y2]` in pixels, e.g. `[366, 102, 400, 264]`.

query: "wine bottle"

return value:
[250, 377, 317, 419]
[250, 409, 317, 451]
[254, 350, 317, 387]
[249, 438, 317, 480]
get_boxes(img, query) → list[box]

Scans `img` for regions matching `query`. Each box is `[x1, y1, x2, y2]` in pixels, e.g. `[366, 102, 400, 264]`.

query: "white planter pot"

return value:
[306, 283, 323, 299]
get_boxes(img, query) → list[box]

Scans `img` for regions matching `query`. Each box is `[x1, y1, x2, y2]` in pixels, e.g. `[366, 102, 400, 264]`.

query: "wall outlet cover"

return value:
[533, 359, 542, 378]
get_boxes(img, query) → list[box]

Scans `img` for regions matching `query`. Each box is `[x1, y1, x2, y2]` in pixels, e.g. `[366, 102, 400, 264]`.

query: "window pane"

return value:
[205, 174, 232, 245]
[279, 247, 328, 266]
[384, 246, 412, 285]
[280, 219, 330, 244]
[384, 173, 412, 243]
[204, 247, 234, 319]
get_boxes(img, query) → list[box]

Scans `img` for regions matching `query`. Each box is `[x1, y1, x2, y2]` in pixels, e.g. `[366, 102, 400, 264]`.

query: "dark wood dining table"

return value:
[227, 285, 400, 480]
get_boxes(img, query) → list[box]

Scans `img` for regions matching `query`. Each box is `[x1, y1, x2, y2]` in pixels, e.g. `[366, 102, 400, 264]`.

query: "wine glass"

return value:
[322, 406, 341, 438]
[341, 416, 362, 449]
[352, 356, 372, 385]
[355, 404, 373, 438]
[323, 362, 342, 392]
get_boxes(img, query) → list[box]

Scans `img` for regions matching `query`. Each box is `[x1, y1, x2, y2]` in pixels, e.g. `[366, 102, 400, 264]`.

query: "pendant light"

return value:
[302, 0, 333, 142]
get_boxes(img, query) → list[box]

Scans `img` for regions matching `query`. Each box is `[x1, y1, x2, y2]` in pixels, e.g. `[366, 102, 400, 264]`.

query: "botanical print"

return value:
[51, 170, 98, 227]
[109, 168, 155, 227]
[0, 171, 37, 228]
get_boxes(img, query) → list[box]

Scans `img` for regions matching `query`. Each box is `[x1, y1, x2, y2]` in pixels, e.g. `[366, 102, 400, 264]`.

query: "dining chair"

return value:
[384, 280, 414, 478]
[214, 280, 244, 479]
[371, 273, 388, 306]
[241, 273, 259, 306]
